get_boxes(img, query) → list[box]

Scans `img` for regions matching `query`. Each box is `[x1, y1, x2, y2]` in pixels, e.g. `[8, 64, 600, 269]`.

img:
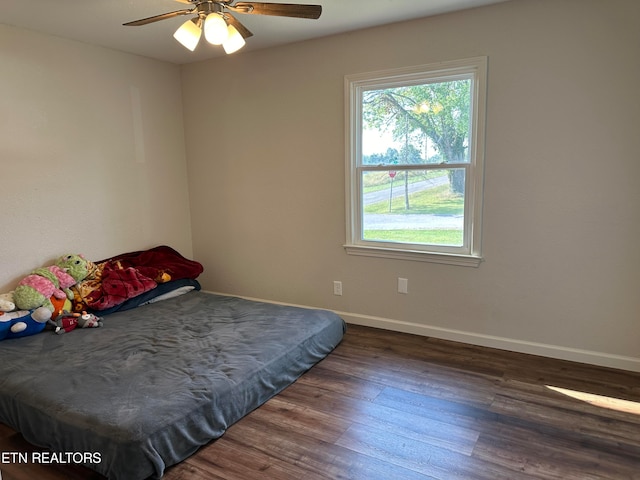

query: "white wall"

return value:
[183, 0, 640, 370]
[1, 1, 637, 371]
[0, 25, 194, 291]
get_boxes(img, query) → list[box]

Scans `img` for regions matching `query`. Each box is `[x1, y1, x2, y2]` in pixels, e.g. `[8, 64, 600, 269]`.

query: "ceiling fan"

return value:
[124, 1, 322, 54]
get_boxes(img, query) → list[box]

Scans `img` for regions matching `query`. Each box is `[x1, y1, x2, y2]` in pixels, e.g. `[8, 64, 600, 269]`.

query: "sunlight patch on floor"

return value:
[547, 385, 640, 415]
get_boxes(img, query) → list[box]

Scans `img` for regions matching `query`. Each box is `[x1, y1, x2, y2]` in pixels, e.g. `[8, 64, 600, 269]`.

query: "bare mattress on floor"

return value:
[0, 291, 346, 479]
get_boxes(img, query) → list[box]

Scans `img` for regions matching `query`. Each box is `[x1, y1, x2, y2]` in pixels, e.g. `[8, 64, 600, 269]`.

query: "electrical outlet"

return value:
[398, 277, 408, 294]
[333, 281, 343, 296]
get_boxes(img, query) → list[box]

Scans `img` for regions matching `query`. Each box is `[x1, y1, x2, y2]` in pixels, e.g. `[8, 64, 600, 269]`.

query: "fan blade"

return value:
[123, 9, 194, 26]
[231, 2, 322, 19]
[225, 13, 254, 38]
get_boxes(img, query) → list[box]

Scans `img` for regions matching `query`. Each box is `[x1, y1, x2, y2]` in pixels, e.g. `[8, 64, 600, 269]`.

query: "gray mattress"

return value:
[0, 291, 346, 479]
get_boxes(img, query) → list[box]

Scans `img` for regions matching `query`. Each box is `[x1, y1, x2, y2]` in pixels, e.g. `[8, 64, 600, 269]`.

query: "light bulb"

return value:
[173, 19, 202, 51]
[204, 13, 229, 45]
[223, 25, 246, 54]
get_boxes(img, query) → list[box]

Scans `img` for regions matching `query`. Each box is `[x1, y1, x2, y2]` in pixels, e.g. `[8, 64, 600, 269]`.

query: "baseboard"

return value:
[339, 311, 640, 373]
[206, 291, 640, 373]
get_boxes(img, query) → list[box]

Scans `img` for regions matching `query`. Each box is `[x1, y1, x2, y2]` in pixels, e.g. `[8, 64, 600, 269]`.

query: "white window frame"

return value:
[344, 57, 487, 267]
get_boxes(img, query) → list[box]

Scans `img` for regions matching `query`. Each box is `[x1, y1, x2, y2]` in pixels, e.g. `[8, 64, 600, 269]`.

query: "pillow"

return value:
[140, 285, 198, 306]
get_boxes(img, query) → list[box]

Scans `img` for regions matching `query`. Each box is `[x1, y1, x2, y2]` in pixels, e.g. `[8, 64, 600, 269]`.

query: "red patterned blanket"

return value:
[71, 246, 203, 311]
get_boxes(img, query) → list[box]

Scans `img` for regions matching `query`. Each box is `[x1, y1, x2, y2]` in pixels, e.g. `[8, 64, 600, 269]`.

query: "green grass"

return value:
[362, 178, 465, 246]
[364, 229, 463, 246]
[362, 171, 444, 194]
[365, 183, 464, 215]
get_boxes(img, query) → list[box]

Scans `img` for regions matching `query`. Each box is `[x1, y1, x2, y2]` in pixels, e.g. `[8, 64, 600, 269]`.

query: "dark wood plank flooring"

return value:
[1, 324, 639, 479]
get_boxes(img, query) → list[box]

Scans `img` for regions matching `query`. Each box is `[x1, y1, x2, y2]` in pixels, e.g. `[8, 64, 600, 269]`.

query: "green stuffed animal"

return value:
[55, 254, 96, 283]
[13, 254, 95, 312]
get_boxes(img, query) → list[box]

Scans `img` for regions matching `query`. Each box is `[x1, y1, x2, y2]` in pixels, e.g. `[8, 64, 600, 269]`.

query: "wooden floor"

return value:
[2, 324, 640, 479]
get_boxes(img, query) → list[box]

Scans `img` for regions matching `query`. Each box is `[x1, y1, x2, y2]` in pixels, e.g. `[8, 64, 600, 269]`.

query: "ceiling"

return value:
[0, 0, 509, 64]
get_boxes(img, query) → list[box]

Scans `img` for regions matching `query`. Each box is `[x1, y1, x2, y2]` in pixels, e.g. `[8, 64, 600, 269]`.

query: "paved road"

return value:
[363, 174, 463, 230]
[363, 175, 449, 205]
[363, 212, 463, 230]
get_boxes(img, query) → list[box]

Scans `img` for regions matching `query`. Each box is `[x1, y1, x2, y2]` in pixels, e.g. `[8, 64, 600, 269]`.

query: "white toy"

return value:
[0, 291, 16, 312]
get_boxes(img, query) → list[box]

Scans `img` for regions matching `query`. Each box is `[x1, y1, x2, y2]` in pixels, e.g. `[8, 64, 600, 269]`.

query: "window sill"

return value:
[344, 244, 483, 267]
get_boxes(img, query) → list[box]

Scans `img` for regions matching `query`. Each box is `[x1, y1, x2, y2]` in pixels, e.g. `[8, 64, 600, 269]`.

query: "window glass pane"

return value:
[362, 79, 471, 166]
[362, 168, 465, 247]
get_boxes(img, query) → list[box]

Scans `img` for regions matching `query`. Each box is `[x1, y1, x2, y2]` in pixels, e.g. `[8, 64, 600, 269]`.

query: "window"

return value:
[344, 57, 487, 267]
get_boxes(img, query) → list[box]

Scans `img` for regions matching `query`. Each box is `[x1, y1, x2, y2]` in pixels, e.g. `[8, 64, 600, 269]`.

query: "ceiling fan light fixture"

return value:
[125, 2, 322, 56]
[204, 13, 229, 45]
[223, 25, 246, 54]
[173, 18, 202, 51]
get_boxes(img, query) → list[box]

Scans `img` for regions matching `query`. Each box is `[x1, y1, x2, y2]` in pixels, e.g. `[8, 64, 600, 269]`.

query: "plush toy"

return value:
[0, 313, 10, 339]
[0, 307, 52, 340]
[49, 310, 103, 335]
[13, 254, 95, 313]
[49, 293, 73, 319]
[0, 291, 15, 312]
[56, 254, 97, 284]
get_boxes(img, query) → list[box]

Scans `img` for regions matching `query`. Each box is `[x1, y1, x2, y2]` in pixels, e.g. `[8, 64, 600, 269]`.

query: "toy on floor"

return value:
[13, 254, 95, 312]
[49, 311, 103, 335]
[0, 307, 52, 340]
